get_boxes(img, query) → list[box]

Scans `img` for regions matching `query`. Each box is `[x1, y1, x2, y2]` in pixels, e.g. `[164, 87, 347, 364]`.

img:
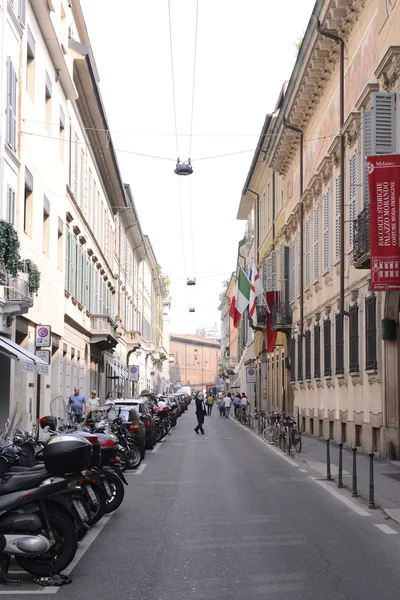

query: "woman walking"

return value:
[224, 393, 232, 418]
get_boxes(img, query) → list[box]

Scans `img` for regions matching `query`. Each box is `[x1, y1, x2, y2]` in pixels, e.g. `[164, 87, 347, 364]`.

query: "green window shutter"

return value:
[372, 91, 396, 154]
[362, 109, 372, 207]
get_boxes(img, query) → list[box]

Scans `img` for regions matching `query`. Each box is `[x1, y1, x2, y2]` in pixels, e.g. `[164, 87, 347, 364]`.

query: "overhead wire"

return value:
[168, 0, 179, 158]
[188, 0, 199, 159]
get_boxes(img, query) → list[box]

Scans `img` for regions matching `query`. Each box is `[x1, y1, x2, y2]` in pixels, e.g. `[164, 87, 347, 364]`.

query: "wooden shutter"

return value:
[305, 330, 311, 380]
[290, 338, 296, 382]
[365, 295, 377, 370]
[19, 0, 27, 26]
[362, 109, 373, 207]
[335, 175, 341, 259]
[349, 304, 359, 373]
[335, 313, 344, 375]
[313, 204, 319, 282]
[324, 319, 331, 377]
[267, 256, 272, 291]
[290, 239, 296, 302]
[280, 245, 289, 303]
[262, 262, 268, 291]
[74, 135, 79, 199]
[314, 324, 321, 378]
[6, 58, 17, 152]
[297, 230, 300, 297]
[88, 261, 93, 313]
[372, 92, 396, 154]
[349, 154, 356, 248]
[305, 218, 311, 289]
[297, 335, 303, 381]
[323, 190, 329, 273]
[271, 250, 277, 290]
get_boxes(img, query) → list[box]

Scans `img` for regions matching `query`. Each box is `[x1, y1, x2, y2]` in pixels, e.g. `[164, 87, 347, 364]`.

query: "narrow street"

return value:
[5, 405, 400, 600]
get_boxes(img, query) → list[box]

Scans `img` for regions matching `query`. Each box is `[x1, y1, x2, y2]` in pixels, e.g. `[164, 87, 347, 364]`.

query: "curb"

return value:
[383, 508, 400, 524]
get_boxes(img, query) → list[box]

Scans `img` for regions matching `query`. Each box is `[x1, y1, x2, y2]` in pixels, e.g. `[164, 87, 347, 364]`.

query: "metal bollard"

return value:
[352, 447, 358, 497]
[326, 439, 332, 480]
[369, 452, 375, 509]
[338, 442, 343, 488]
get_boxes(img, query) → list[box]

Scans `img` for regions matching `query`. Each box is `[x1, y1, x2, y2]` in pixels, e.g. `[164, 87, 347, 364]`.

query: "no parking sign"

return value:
[246, 367, 256, 383]
[128, 365, 139, 382]
[36, 325, 51, 348]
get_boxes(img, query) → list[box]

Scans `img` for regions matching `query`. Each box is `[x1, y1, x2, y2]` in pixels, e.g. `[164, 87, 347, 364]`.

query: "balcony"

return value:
[256, 304, 267, 325]
[271, 302, 292, 332]
[90, 315, 118, 351]
[1, 273, 33, 316]
[0, 261, 6, 286]
[353, 205, 370, 269]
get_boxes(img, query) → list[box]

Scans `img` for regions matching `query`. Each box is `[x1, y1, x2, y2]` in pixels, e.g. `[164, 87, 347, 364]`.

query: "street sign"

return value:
[36, 325, 51, 348]
[128, 365, 139, 382]
[246, 367, 256, 383]
[37, 364, 49, 376]
[36, 350, 51, 365]
[20, 360, 34, 373]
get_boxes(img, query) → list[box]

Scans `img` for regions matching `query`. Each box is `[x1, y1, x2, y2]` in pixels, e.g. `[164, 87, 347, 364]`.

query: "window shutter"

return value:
[349, 304, 359, 373]
[324, 319, 332, 377]
[305, 330, 311, 380]
[314, 324, 321, 378]
[6, 58, 17, 152]
[305, 219, 311, 289]
[74, 135, 79, 199]
[335, 175, 341, 259]
[271, 250, 277, 290]
[372, 92, 396, 154]
[290, 338, 296, 382]
[280, 245, 289, 303]
[297, 335, 303, 381]
[362, 109, 373, 207]
[313, 204, 319, 281]
[76, 246, 82, 302]
[11, 66, 17, 152]
[297, 230, 300, 297]
[365, 295, 377, 370]
[19, 0, 27, 26]
[65, 231, 70, 291]
[349, 154, 356, 248]
[7, 186, 16, 225]
[323, 190, 329, 272]
[262, 262, 268, 291]
[267, 256, 272, 292]
[335, 313, 344, 375]
[88, 261, 93, 313]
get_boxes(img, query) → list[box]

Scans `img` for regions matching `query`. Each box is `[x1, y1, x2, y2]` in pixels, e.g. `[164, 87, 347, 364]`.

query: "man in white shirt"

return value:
[241, 393, 249, 417]
[224, 393, 232, 418]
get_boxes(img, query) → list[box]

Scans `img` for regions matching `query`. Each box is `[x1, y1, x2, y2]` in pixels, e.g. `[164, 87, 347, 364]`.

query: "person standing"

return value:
[233, 392, 241, 418]
[194, 393, 207, 435]
[68, 387, 87, 423]
[224, 392, 232, 418]
[241, 392, 249, 420]
[88, 390, 100, 409]
[206, 392, 214, 416]
[218, 394, 225, 418]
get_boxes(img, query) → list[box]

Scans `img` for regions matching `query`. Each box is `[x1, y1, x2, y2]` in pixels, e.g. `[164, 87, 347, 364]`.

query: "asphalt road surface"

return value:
[4, 404, 400, 599]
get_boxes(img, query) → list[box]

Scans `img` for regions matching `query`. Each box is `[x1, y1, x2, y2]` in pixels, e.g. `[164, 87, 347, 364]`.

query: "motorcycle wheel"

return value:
[103, 471, 125, 514]
[76, 496, 91, 542]
[155, 424, 163, 443]
[116, 451, 128, 472]
[16, 508, 77, 577]
[126, 443, 141, 469]
[86, 484, 106, 526]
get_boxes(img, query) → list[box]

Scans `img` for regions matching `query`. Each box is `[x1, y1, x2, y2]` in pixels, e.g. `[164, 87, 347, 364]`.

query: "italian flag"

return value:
[229, 266, 251, 328]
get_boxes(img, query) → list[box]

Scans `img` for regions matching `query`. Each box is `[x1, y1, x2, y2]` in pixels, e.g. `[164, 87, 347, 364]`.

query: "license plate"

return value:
[103, 481, 112, 498]
[86, 485, 97, 504]
[73, 499, 88, 522]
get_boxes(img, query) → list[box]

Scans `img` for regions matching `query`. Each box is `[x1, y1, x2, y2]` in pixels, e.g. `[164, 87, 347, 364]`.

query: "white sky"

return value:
[80, 0, 316, 334]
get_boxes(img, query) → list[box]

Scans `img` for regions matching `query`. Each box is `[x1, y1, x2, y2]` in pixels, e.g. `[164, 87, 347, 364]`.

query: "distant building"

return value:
[196, 324, 220, 342]
[169, 334, 220, 391]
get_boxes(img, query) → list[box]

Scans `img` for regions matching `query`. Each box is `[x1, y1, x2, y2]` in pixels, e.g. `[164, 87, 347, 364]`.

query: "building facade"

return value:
[0, 0, 167, 426]
[169, 334, 220, 392]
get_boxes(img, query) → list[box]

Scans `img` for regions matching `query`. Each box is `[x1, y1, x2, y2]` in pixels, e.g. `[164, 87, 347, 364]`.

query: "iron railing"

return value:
[91, 315, 117, 336]
[270, 302, 292, 330]
[256, 304, 267, 325]
[0, 261, 6, 286]
[353, 205, 370, 265]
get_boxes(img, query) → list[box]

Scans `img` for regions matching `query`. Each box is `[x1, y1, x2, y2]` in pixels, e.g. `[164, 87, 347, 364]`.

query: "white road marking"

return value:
[133, 463, 147, 475]
[308, 476, 371, 516]
[151, 443, 161, 453]
[374, 524, 398, 535]
[299, 469, 308, 473]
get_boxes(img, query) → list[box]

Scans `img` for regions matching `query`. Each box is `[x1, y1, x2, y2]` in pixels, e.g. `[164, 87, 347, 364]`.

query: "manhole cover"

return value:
[383, 472, 400, 482]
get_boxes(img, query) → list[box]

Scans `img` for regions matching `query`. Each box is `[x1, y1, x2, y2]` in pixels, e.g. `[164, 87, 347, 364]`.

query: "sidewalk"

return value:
[291, 434, 400, 521]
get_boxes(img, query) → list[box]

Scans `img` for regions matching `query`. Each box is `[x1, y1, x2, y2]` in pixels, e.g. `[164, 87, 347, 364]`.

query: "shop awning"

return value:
[0, 336, 46, 365]
[109, 362, 128, 380]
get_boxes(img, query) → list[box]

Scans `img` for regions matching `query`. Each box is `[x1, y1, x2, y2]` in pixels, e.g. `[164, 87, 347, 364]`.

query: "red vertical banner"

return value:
[368, 154, 400, 291]
[265, 291, 280, 353]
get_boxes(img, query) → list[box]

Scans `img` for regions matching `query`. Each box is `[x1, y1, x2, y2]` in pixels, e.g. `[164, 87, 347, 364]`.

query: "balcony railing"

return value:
[91, 315, 117, 337]
[2, 272, 33, 315]
[256, 304, 267, 325]
[353, 205, 370, 268]
[0, 261, 6, 286]
[271, 302, 292, 332]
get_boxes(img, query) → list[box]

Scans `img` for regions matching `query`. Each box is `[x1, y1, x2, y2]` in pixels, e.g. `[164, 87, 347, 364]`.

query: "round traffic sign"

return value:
[130, 366, 138, 374]
[38, 327, 49, 338]
[248, 368, 255, 376]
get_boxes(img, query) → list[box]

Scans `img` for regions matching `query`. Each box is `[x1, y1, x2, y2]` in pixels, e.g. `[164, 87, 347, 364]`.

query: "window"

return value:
[302, 416, 306, 433]
[341, 422, 347, 444]
[6, 186, 16, 226]
[296, 230, 300, 297]
[6, 57, 17, 152]
[349, 154, 356, 248]
[313, 204, 319, 281]
[324, 319, 331, 377]
[314, 323, 321, 378]
[45, 71, 52, 134]
[349, 304, 359, 373]
[323, 190, 329, 272]
[290, 338, 296, 382]
[319, 419, 323, 438]
[355, 425, 362, 448]
[80, 149, 86, 213]
[335, 313, 344, 375]
[43, 196, 50, 256]
[297, 335, 303, 382]
[329, 420, 334, 440]
[280, 245, 289, 303]
[57, 218, 63, 271]
[310, 418, 314, 435]
[24, 168, 33, 236]
[26, 27, 35, 100]
[271, 250, 277, 290]
[290, 238, 296, 302]
[335, 175, 340, 260]
[365, 295, 377, 370]
[19, 0, 27, 26]
[59, 107, 65, 162]
[305, 218, 311, 289]
[372, 427, 380, 453]
[266, 256, 272, 291]
[305, 330, 311, 380]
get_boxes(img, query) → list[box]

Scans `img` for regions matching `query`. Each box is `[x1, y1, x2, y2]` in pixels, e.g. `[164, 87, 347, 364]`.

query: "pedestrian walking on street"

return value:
[88, 390, 100, 409]
[206, 392, 214, 416]
[194, 393, 207, 435]
[68, 387, 87, 423]
[224, 393, 232, 418]
[240, 392, 249, 421]
[233, 392, 241, 418]
[218, 395, 225, 418]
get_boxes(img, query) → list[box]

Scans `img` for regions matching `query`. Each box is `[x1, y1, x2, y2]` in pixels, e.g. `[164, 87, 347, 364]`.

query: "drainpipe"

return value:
[272, 172, 276, 247]
[317, 22, 347, 316]
[247, 189, 259, 264]
[283, 119, 304, 337]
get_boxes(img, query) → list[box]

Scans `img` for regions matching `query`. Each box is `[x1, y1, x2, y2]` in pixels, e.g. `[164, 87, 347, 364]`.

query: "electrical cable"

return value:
[188, 0, 199, 159]
[168, 0, 179, 158]
[177, 177, 187, 278]
[188, 177, 196, 278]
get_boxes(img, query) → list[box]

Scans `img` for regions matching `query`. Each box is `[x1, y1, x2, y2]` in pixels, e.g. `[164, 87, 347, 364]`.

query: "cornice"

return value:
[375, 46, 400, 92]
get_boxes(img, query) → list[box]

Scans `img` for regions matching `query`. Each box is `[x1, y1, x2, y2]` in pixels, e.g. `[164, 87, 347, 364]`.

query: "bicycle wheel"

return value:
[294, 432, 302, 453]
[262, 426, 275, 444]
[280, 432, 287, 452]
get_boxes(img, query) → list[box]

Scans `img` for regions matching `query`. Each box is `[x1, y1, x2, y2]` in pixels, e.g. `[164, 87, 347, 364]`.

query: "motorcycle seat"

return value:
[0, 471, 49, 495]
[9, 464, 46, 473]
